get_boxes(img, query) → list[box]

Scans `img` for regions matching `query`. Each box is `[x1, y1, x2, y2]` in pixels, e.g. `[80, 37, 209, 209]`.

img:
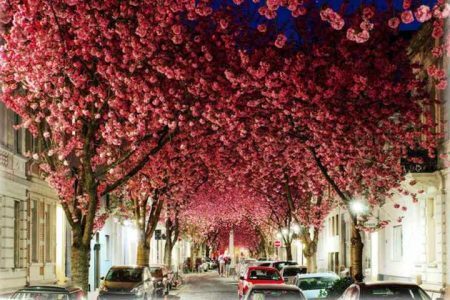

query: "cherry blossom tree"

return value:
[0, 0, 210, 290]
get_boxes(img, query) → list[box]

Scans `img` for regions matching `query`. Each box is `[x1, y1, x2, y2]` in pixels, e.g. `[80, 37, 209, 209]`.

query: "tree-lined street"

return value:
[0, 0, 449, 299]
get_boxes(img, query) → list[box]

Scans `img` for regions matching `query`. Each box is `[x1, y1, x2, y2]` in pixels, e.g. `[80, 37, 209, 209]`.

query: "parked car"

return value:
[280, 265, 308, 285]
[149, 264, 171, 296]
[10, 285, 85, 300]
[258, 261, 303, 272]
[293, 272, 339, 299]
[340, 282, 433, 300]
[238, 266, 284, 298]
[243, 284, 306, 300]
[98, 265, 155, 299]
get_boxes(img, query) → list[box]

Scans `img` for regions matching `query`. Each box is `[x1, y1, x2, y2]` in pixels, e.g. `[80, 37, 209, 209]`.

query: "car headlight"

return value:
[99, 284, 108, 293]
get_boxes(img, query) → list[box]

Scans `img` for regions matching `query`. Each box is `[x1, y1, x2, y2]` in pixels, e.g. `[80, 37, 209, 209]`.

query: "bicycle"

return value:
[172, 272, 184, 288]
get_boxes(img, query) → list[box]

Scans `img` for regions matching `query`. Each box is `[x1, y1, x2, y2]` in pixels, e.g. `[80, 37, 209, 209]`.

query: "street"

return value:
[169, 272, 237, 300]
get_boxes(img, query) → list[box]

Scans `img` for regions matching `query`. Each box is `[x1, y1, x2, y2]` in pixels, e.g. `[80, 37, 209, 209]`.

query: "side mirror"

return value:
[100, 277, 105, 280]
[240, 276, 245, 280]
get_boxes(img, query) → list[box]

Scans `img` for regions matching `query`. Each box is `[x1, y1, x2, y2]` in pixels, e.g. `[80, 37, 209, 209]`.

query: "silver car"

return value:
[243, 284, 306, 300]
[293, 272, 339, 299]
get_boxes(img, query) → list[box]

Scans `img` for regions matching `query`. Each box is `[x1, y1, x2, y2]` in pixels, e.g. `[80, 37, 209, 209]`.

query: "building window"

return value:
[0, 102, 22, 153]
[31, 200, 39, 263]
[393, 225, 403, 261]
[105, 235, 111, 261]
[329, 215, 339, 237]
[14, 201, 20, 268]
[45, 205, 53, 263]
[426, 198, 436, 264]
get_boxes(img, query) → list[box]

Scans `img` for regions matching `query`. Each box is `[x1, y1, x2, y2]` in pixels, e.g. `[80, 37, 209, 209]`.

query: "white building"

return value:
[0, 103, 64, 293]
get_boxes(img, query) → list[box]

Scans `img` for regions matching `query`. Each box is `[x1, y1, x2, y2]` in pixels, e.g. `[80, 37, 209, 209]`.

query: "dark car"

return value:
[243, 284, 306, 300]
[340, 282, 432, 300]
[258, 261, 302, 272]
[10, 285, 85, 300]
[98, 265, 155, 299]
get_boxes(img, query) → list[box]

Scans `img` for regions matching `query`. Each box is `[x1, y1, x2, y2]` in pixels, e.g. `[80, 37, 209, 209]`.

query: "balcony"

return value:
[401, 148, 437, 173]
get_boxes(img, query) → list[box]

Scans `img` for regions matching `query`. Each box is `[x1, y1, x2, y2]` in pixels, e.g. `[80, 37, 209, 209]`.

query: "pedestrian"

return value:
[218, 254, 225, 277]
[225, 256, 231, 277]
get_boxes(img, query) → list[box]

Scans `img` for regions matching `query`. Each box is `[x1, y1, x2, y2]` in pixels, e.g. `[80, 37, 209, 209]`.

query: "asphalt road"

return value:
[168, 271, 238, 300]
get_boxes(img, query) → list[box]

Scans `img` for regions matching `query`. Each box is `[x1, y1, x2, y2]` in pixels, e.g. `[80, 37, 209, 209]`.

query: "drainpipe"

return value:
[93, 233, 101, 290]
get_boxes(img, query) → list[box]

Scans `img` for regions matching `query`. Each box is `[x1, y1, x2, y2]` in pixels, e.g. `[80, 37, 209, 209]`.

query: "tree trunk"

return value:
[191, 243, 199, 271]
[285, 242, 293, 261]
[350, 222, 364, 281]
[137, 240, 150, 266]
[305, 252, 317, 272]
[164, 237, 172, 267]
[71, 244, 91, 292]
[303, 237, 318, 272]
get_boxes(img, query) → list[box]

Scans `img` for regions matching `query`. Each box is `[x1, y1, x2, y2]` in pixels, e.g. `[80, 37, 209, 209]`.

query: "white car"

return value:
[243, 284, 306, 300]
[293, 272, 339, 299]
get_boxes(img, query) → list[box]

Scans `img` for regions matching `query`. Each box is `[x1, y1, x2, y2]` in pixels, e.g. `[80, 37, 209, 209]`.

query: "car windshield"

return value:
[105, 268, 143, 282]
[297, 276, 338, 290]
[150, 268, 164, 278]
[248, 269, 281, 281]
[249, 289, 304, 300]
[283, 268, 305, 277]
[361, 286, 431, 300]
[12, 292, 67, 300]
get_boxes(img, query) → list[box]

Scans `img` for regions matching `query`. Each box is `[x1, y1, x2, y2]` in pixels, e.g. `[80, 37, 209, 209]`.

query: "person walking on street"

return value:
[225, 256, 231, 277]
[218, 254, 225, 277]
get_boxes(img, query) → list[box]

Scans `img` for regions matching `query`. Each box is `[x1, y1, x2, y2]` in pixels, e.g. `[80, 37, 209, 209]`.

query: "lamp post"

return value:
[349, 200, 367, 281]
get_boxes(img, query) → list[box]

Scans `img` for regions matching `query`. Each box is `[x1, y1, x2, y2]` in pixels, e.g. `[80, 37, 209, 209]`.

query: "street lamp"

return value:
[350, 201, 366, 215]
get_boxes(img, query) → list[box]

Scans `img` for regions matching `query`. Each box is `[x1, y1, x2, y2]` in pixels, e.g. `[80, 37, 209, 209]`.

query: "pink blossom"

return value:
[355, 30, 370, 43]
[401, 10, 414, 24]
[257, 24, 267, 33]
[360, 21, 374, 31]
[362, 7, 375, 20]
[346, 28, 357, 41]
[432, 21, 444, 38]
[415, 5, 432, 22]
[274, 34, 287, 48]
[388, 17, 401, 29]
[436, 80, 447, 90]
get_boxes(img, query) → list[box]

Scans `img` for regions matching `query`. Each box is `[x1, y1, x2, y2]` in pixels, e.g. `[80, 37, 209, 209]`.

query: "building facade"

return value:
[0, 103, 64, 292]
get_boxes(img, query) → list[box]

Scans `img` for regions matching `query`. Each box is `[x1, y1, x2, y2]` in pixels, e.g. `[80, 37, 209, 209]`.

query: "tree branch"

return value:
[102, 126, 172, 196]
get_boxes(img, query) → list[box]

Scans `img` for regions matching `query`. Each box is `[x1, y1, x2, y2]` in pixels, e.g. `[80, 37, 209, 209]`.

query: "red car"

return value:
[238, 266, 284, 298]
